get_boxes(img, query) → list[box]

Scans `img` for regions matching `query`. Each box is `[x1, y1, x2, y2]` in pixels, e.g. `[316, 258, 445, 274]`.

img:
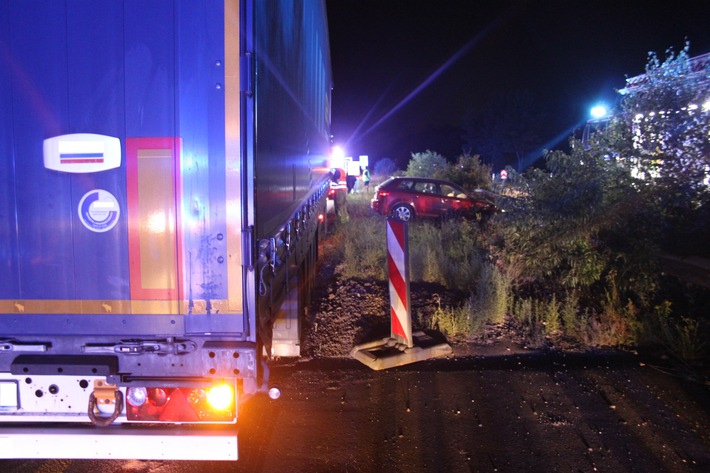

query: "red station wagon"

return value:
[370, 177, 496, 221]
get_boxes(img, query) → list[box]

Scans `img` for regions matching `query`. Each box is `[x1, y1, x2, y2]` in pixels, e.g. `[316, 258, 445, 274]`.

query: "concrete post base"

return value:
[350, 331, 452, 370]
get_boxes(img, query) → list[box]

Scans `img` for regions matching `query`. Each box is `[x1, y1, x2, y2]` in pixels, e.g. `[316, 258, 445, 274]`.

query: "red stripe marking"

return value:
[60, 158, 105, 164]
[126, 137, 184, 302]
[387, 252, 408, 312]
[391, 305, 407, 339]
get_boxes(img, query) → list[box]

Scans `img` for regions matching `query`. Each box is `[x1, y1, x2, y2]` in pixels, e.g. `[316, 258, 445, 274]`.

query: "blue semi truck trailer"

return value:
[0, 0, 332, 460]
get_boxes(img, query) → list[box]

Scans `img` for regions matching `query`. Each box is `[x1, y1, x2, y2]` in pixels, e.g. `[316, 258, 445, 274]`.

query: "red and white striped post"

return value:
[387, 218, 413, 348]
[350, 217, 451, 370]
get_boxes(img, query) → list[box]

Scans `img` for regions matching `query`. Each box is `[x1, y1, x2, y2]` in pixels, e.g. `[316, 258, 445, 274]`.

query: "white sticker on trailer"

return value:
[43, 133, 121, 173]
[78, 189, 120, 233]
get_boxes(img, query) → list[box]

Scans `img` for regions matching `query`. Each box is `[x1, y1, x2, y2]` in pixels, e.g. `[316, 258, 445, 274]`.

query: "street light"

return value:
[590, 104, 608, 119]
[582, 104, 611, 148]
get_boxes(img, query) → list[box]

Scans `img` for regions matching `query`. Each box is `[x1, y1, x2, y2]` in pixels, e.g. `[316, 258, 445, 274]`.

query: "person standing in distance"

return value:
[362, 166, 371, 193]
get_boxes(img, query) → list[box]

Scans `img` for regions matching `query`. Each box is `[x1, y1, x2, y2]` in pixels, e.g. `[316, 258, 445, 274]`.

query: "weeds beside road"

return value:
[314, 190, 709, 382]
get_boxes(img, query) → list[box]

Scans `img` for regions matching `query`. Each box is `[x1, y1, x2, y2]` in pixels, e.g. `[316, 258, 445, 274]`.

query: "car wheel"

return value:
[391, 204, 414, 221]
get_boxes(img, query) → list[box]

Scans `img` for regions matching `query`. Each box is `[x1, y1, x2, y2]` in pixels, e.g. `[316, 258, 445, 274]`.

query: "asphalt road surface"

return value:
[3, 349, 709, 472]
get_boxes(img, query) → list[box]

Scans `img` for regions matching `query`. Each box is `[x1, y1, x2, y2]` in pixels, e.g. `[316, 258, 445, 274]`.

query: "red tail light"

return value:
[126, 384, 236, 423]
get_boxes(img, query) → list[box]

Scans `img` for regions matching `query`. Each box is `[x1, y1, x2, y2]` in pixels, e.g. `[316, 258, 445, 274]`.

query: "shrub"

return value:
[422, 295, 467, 339]
[648, 301, 707, 363]
[409, 222, 446, 285]
[333, 127, 710, 353]
[420, 294, 487, 340]
[472, 262, 510, 325]
[543, 293, 560, 335]
[562, 297, 639, 348]
[438, 153, 493, 191]
[669, 317, 706, 363]
[439, 220, 485, 290]
[510, 298, 546, 348]
[405, 150, 448, 178]
[406, 219, 488, 291]
[561, 290, 580, 337]
[339, 197, 387, 280]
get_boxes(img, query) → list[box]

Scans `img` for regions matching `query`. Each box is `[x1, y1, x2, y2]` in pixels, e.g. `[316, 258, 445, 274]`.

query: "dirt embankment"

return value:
[301, 234, 710, 380]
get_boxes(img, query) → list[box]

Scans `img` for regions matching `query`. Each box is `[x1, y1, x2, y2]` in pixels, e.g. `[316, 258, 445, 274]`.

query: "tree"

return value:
[618, 43, 709, 194]
[495, 139, 658, 306]
[485, 44, 709, 348]
[490, 44, 710, 345]
[405, 150, 448, 178]
[613, 43, 710, 256]
[437, 153, 493, 191]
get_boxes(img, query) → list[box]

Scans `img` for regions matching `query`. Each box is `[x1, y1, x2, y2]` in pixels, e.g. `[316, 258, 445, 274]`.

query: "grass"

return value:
[338, 193, 489, 290]
[333, 191, 709, 360]
[337, 193, 505, 340]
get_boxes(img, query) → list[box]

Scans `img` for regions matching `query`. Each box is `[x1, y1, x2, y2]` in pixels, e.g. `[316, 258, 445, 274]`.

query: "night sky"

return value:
[325, 0, 710, 170]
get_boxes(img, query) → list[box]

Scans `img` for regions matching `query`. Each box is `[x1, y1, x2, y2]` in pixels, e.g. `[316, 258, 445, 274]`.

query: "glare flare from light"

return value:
[354, 12, 510, 144]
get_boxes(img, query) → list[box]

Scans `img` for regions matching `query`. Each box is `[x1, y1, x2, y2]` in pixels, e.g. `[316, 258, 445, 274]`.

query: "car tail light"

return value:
[126, 384, 236, 422]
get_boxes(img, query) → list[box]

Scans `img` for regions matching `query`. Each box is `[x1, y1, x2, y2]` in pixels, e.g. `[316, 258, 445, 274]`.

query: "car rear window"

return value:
[394, 180, 414, 190]
[412, 181, 435, 193]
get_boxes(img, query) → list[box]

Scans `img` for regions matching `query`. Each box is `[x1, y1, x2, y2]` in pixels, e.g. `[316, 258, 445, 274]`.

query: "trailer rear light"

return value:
[126, 386, 148, 407]
[126, 384, 235, 422]
[206, 384, 234, 411]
